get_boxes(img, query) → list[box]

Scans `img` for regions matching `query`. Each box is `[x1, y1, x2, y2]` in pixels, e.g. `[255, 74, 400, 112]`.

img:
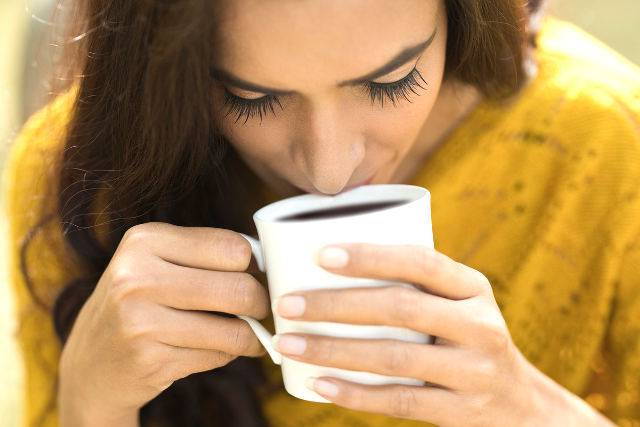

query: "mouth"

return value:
[343, 176, 374, 191]
[294, 175, 374, 195]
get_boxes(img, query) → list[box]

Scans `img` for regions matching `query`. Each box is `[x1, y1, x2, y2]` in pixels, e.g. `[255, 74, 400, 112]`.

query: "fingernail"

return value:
[272, 334, 306, 355]
[318, 246, 349, 268]
[276, 295, 306, 317]
[305, 377, 339, 397]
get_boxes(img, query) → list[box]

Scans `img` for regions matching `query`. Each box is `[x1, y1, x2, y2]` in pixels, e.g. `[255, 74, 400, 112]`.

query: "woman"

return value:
[5, 0, 639, 426]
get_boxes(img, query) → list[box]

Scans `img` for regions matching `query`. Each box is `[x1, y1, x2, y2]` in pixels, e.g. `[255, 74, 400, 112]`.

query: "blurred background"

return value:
[0, 1, 638, 426]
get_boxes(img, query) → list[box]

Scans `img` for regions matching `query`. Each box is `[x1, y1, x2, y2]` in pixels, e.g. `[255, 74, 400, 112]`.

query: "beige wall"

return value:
[550, 0, 640, 65]
[0, 3, 29, 425]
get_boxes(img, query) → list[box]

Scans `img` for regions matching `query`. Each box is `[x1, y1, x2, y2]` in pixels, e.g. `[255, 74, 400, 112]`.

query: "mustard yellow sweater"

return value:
[4, 17, 640, 427]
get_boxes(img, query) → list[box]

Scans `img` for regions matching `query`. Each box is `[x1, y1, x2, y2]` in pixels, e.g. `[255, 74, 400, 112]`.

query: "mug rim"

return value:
[254, 184, 429, 224]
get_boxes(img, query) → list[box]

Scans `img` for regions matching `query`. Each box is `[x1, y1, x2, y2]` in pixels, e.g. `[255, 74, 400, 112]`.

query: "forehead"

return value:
[212, 0, 440, 89]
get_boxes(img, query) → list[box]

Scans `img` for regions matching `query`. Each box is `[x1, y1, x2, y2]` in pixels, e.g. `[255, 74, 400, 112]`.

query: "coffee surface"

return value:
[279, 200, 407, 221]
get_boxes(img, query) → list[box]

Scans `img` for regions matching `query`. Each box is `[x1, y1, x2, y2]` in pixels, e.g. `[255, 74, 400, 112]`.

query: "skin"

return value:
[211, 0, 479, 197]
[273, 244, 615, 426]
[59, 0, 615, 425]
[59, 224, 271, 426]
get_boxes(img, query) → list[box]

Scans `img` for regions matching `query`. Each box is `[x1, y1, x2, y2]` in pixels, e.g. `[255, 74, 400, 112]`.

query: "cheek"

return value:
[363, 36, 447, 150]
[218, 116, 290, 169]
[229, 126, 286, 159]
[364, 77, 443, 152]
[210, 93, 287, 159]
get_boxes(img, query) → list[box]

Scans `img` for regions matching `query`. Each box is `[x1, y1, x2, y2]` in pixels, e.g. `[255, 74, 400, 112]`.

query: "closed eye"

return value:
[219, 66, 428, 125]
[365, 66, 428, 108]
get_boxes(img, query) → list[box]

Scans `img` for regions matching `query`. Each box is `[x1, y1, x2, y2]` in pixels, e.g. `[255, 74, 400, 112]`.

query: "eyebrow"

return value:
[210, 68, 296, 96]
[339, 28, 438, 86]
[210, 27, 437, 96]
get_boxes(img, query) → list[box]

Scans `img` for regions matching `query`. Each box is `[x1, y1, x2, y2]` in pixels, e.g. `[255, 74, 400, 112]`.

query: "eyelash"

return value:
[222, 90, 284, 125]
[365, 67, 428, 109]
[221, 67, 428, 125]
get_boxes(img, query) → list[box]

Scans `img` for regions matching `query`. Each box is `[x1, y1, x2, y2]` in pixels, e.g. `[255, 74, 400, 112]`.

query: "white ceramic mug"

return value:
[238, 184, 434, 403]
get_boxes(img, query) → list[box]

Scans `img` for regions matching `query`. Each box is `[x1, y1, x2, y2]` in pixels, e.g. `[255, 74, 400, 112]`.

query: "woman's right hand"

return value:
[58, 222, 270, 426]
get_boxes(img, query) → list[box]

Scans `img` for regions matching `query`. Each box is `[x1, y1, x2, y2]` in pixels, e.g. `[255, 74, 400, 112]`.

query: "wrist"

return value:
[58, 371, 139, 427]
[522, 355, 615, 426]
[59, 393, 139, 427]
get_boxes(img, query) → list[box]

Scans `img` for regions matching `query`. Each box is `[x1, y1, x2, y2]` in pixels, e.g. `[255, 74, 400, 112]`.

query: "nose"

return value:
[293, 99, 365, 195]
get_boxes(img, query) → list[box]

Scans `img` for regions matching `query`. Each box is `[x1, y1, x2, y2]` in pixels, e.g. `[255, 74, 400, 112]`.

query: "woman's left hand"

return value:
[271, 243, 571, 426]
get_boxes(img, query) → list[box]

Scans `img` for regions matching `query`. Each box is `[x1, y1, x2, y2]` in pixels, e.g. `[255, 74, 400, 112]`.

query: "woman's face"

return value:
[211, 0, 448, 197]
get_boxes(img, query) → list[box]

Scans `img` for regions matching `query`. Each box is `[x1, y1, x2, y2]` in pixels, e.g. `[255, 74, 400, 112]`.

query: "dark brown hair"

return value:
[20, 1, 543, 425]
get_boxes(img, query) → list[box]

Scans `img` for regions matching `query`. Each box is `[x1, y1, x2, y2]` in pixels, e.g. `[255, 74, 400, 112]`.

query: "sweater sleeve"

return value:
[602, 226, 640, 423]
[3, 88, 82, 427]
[579, 85, 640, 424]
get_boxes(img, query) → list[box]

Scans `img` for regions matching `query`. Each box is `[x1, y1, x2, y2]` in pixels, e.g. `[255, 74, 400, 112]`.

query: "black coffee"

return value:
[279, 200, 407, 221]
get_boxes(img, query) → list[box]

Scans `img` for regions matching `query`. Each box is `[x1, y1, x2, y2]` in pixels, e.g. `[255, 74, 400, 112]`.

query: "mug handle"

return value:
[237, 233, 282, 365]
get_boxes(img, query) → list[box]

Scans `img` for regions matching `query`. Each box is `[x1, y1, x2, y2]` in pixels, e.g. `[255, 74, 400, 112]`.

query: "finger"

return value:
[276, 285, 470, 342]
[273, 333, 471, 389]
[316, 244, 489, 300]
[154, 306, 267, 357]
[120, 222, 252, 272]
[143, 262, 270, 319]
[165, 346, 236, 379]
[307, 378, 456, 424]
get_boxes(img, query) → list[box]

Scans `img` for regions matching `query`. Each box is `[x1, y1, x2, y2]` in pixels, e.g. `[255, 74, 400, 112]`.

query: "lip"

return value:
[343, 175, 374, 191]
[294, 175, 374, 194]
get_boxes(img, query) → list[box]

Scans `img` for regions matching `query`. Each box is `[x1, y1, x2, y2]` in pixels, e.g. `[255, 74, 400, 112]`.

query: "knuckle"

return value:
[110, 263, 138, 289]
[384, 340, 411, 373]
[220, 231, 252, 270]
[120, 308, 153, 341]
[473, 270, 493, 294]
[171, 354, 227, 380]
[316, 337, 338, 362]
[414, 247, 441, 277]
[230, 274, 253, 308]
[108, 262, 145, 302]
[361, 244, 383, 266]
[132, 345, 163, 376]
[211, 351, 236, 368]
[168, 368, 189, 383]
[477, 317, 510, 353]
[323, 291, 345, 319]
[151, 379, 173, 394]
[338, 383, 361, 408]
[231, 274, 265, 315]
[468, 393, 494, 416]
[474, 357, 499, 382]
[227, 323, 255, 354]
[389, 287, 420, 326]
[122, 223, 157, 247]
[391, 386, 419, 419]
[135, 348, 176, 390]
